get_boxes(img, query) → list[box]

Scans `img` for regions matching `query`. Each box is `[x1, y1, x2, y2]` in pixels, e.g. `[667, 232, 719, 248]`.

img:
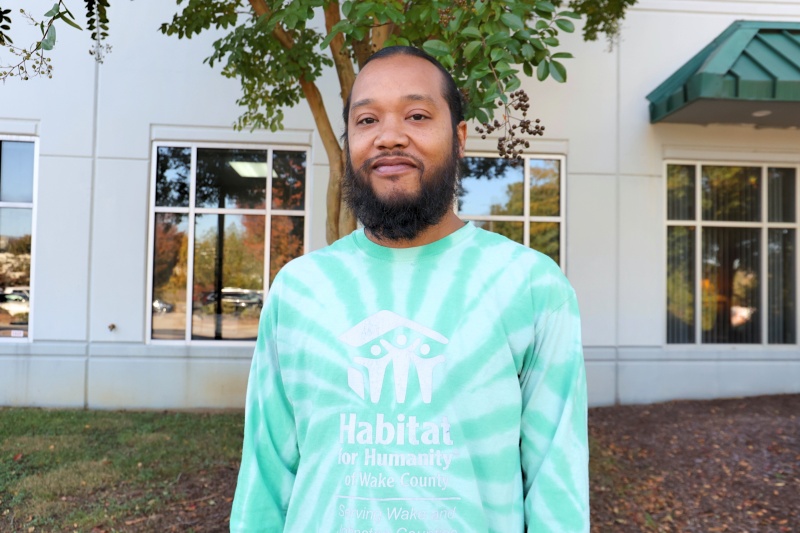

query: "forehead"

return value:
[350, 54, 447, 110]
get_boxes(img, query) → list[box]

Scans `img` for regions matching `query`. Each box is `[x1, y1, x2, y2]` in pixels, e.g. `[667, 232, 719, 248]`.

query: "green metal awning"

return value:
[647, 21, 800, 128]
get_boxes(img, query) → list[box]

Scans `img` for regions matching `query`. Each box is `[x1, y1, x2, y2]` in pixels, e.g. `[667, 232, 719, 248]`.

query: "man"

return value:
[230, 46, 589, 532]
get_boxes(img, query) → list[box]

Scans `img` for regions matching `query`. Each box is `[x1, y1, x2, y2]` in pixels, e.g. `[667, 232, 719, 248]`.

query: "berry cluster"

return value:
[474, 90, 545, 162]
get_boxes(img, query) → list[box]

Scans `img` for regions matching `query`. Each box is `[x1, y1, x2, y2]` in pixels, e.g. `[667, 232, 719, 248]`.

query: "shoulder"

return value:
[469, 227, 575, 310]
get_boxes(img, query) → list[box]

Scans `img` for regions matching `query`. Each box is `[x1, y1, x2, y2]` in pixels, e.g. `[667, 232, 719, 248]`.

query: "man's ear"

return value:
[456, 121, 467, 157]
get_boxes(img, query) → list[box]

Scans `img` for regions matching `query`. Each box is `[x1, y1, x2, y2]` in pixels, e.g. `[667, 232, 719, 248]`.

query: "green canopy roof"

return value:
[647, 21, 800, 127]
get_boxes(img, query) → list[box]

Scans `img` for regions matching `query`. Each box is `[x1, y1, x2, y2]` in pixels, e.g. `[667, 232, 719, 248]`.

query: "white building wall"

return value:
[1, 0, 800, 408]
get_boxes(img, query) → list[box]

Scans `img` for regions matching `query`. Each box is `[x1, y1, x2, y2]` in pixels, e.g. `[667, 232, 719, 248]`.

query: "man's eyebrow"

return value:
[350, 94, 437, 112]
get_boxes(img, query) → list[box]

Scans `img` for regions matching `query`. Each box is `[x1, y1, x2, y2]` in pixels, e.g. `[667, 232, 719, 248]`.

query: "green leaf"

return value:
[500, 13, 524, 31]
[542, 36, 559, 46]
[464, 40, 482, 61]
[535, 20, 549, 30]
[536, 60, 549, 81]
[506, 76, 521, 92]
[484, 31, 509, 47]
[59, 15, 83, 31]
[422, 39, 450, 57]
[550, 60, 567, 82]
[555, 19, 575, 33]
[490, 48, 505, 61]
[474, 0, 487, 16]
[41, 25, 56, 50]
[462, 26, 482, 39]
[523, 62, 533, 77]
[530, 38, 544, 50]
[44, 3, 60, 17]
[535, 1, 556, 13]
[551, 52, 573, 59]
[557, 10, 581, 19]
[521, 43, 535, 60]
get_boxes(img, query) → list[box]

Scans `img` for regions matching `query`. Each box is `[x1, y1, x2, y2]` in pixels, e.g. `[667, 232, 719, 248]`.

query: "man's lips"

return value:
[370, 156, 418, 176]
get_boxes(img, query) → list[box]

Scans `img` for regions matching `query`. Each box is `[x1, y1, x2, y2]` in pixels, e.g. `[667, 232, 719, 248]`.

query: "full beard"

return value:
[342, 143, 460, 242]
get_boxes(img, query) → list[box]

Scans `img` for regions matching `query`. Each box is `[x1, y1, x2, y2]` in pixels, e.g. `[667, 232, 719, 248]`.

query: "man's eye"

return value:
[409, 114, 427, 121]
[357, 117, 376, 125]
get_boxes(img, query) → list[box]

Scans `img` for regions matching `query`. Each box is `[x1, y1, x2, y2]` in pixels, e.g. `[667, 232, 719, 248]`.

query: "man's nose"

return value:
[374, 117, 409, 150]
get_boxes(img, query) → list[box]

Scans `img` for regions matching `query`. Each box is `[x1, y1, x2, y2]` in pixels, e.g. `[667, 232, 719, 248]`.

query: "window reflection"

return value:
[702, 166, 760, 222]
[270, 215, 304, 285]
[667, 226, 695, 343]
[196, 148, 268, 209]
[459, 157, 523, 216]
[152, 213, 188, 340]
[701, 228, 760, 343]
[0, 207, 32, 338]
[667, 164, 695, 221]
[529, 159, 560, 216]
[155, 147, 191, 207]
[191, 214, 265, 340]
[768, 168, 795, 223]
[272, 151, 306, 210]
[768, 229, 795, 343]
[0, 141, 35, 203]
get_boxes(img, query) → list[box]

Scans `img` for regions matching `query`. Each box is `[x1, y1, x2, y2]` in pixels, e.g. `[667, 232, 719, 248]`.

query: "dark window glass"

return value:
[667, 226, 695, 343]
[151, 213, 188, 340]
[667, 164, 695, 221]
[272, 151, 306, 210]
[701, 227, 760, 343]
[768, 229, 796, 344]
[768, 167, 795, 223]
[196, 148, 267, 209]
[530, 159, 560, 216]
[0, 207, 32, 338]
[270, 216, 304, 285]
[702, 166, 761, 222]
[191, 213, 264, 340]
[155, 147, 191, 207]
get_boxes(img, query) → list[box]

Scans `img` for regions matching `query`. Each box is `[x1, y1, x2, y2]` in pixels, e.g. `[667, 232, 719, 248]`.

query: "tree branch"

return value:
[324, 2, 356, 105]
[248, 0, 351, 242]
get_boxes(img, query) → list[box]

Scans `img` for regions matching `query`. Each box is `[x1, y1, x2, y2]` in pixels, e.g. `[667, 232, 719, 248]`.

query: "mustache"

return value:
[357, 151, 426, 174]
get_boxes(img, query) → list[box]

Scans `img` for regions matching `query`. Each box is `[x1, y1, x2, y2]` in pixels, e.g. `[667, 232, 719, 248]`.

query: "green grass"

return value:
[0, 408, 244, 532]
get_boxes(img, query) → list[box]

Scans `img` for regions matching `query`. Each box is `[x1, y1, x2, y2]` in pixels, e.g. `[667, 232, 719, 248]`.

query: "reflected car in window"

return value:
[0, 293, 30, 316]
[152, 299, 175, 314]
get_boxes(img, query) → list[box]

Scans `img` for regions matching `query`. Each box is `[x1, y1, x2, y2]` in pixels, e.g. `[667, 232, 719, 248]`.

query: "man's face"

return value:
[343, 54, 467, 241]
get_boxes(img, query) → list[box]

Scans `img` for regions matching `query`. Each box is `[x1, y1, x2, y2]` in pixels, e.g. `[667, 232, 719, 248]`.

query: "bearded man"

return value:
[230, 46, 589, 533]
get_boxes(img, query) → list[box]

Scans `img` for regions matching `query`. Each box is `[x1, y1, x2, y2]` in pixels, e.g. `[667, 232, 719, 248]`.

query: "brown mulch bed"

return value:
[115, 394, 799, 532]
[590, 394, 800, 533]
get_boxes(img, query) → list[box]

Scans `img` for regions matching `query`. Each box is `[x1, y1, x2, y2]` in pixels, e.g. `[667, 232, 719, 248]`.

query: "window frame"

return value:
[458, 152, 567, 271]
[146, 141, 311, 345]
[0, 135, 38, 342]
[665, 159, 800, 346]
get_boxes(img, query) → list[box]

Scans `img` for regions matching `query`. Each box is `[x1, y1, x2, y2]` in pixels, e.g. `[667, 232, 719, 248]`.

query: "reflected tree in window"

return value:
[155, 147, 191, 207]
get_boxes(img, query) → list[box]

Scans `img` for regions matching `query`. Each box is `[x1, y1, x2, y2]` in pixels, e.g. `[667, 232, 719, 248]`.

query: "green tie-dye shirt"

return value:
[230, 223, 589, 533]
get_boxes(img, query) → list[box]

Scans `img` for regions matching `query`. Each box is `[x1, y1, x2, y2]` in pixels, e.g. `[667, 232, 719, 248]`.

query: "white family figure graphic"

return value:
[339, 311, 449, 404]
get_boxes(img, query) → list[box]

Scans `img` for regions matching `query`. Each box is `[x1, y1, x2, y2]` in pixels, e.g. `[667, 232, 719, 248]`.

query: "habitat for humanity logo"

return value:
[338, 311, 448, 404]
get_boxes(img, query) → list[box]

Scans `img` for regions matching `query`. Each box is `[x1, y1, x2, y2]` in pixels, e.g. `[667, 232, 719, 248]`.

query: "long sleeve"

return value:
[230, 288, 299, 532]
[520, 291, 589, 533]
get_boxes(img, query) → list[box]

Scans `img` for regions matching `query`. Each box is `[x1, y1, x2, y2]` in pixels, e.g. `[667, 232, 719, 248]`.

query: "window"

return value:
[0, 138, 35, 339]
[666, 162, 797, 344]
[458, 155, 565, 266]
[149, 144, 308, 342]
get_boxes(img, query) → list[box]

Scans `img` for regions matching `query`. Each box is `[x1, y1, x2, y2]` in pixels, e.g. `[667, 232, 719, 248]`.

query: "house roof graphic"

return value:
[338, 310, 449, 347]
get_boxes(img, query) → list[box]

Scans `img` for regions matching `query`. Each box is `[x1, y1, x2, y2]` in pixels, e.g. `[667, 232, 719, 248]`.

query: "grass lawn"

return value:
[0, 409, 243, 532]
[3, 395, 798, 532]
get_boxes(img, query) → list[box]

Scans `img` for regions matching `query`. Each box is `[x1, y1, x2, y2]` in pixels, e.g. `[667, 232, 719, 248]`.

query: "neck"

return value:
[365, 211, 465, 249]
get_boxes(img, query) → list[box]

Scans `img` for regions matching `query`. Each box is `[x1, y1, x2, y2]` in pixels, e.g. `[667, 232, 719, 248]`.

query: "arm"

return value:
[520, 291, 589, 533]
[230, 289, 299, 532]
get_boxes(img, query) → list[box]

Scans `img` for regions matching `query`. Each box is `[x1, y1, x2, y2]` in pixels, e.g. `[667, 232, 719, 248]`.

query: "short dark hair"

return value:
[342, 45, 465, 139]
